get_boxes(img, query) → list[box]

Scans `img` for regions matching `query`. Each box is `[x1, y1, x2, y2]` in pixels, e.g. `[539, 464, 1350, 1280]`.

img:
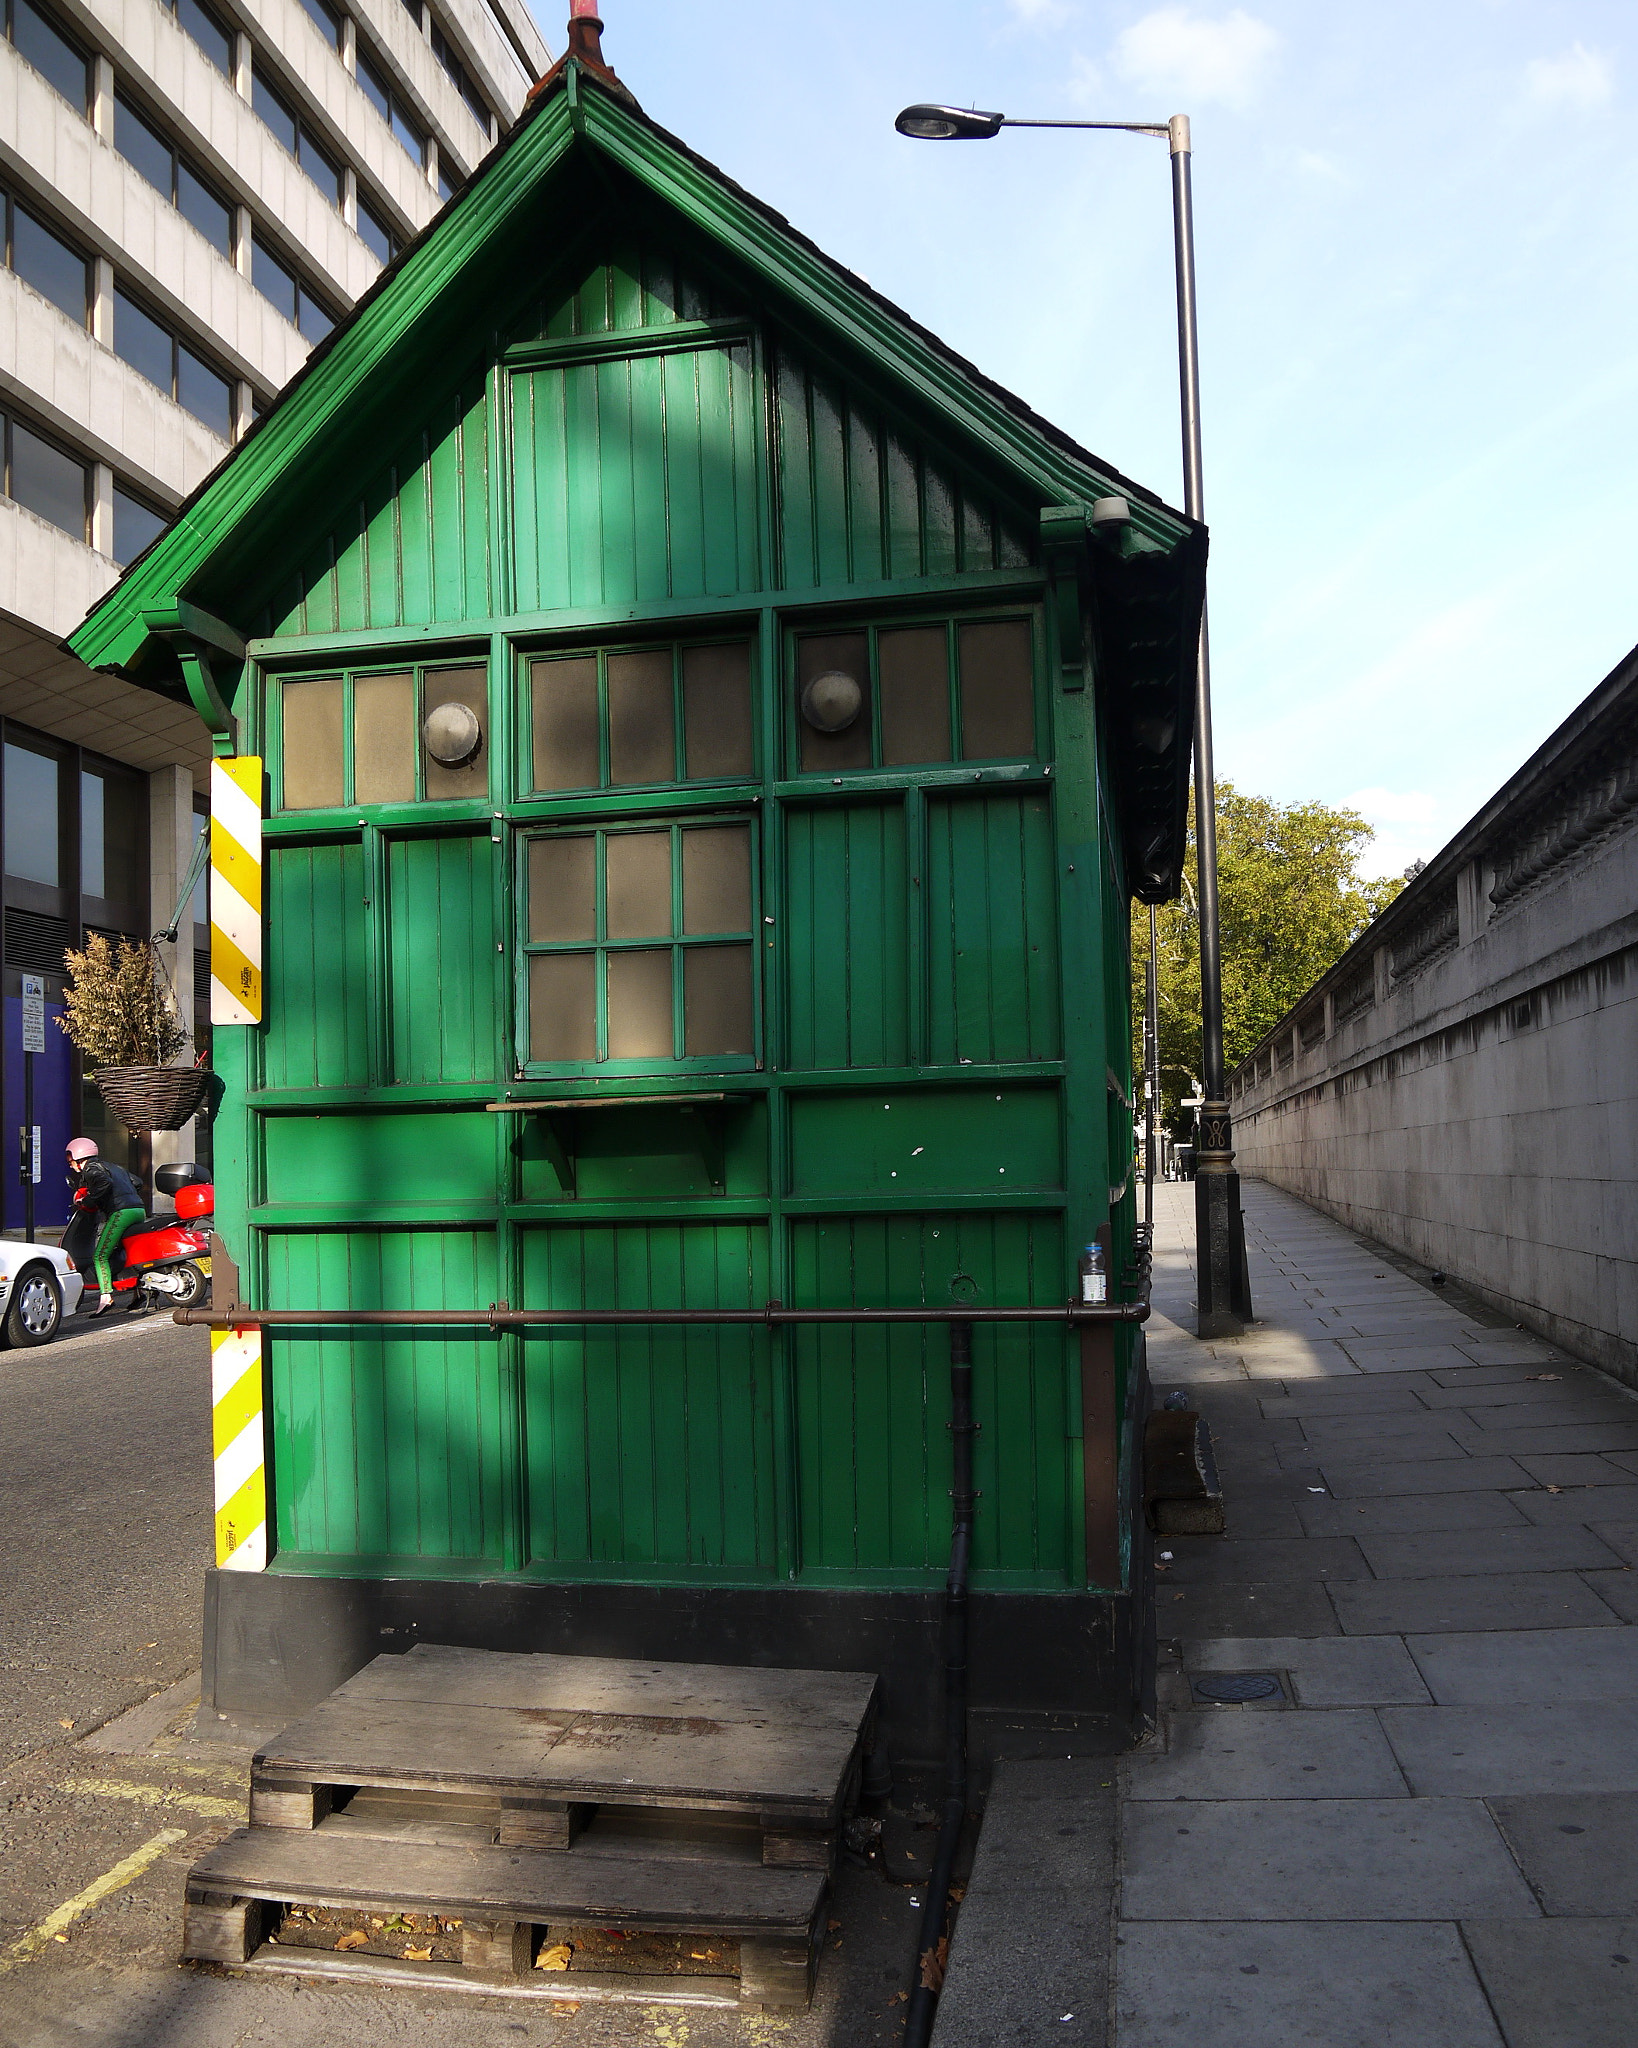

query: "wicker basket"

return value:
[93, 1065, 212, 1133]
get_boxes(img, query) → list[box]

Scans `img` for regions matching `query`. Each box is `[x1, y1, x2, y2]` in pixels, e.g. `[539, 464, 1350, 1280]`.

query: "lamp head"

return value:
[895, 104, 1005, 141]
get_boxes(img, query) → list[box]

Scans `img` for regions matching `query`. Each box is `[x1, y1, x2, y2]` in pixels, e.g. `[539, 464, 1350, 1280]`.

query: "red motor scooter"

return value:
[72, 1162, 214, 1312]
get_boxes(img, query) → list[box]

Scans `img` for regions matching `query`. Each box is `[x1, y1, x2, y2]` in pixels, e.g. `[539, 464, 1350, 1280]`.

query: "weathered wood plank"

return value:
[237, 1947, 742, 2007]
[461, 1919, 533, 1974]
[249, 1778, 332, 1830]
[188, 1829, 825, 1938]
[182, 1888, 265, 1966]
[739, 1921, 820, 2009]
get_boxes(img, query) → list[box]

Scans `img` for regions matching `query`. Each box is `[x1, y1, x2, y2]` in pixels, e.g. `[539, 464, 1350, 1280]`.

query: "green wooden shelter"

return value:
[69, 24, 1203, 1758]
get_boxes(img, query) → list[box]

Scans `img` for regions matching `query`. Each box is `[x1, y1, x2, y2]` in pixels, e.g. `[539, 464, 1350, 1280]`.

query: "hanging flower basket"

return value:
[93, 1064, 212, 1133]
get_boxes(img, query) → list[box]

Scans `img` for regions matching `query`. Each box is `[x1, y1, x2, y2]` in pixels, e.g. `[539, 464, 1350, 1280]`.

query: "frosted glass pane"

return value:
[529, 836, 596, 943]
[353, 671, 415, 805]
[959, 620, 1034, 759]
[684, 945, 752, 1056]
[880, 626, 951, 765]
[282, 677, 344, 809]
[607, 648, 674, 786]
[605, 832, 672, 940]
[683, 642, 753, 779]
[607, 949, 673, 1058]
[531, 656, 599, 790]
[681, 825, 750, 935]
[529, 952, 596, 1062]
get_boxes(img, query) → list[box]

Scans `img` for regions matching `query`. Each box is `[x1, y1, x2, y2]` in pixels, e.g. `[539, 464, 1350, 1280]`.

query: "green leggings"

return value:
[93, 1207, 145, 1295]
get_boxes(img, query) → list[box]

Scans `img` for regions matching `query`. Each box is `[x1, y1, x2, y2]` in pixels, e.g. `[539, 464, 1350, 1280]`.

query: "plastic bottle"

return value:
[1078, 1242, 1108, 1305]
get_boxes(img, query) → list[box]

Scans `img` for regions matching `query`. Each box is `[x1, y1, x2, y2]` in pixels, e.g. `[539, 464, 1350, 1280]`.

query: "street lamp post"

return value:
[895, 101, 1251, 1337]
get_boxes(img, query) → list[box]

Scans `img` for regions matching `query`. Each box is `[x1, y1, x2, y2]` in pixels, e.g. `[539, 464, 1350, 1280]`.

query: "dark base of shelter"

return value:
[201, 1569, 1156, 1770]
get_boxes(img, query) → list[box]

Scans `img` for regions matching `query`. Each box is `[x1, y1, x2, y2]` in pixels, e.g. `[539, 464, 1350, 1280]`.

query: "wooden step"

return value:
[251, 1645, 878, 1869]
[183, 1826, 824, 2007]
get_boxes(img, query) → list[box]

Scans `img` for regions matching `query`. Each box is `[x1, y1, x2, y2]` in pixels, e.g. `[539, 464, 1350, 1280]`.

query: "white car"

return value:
[0, 1242, 85, 1347]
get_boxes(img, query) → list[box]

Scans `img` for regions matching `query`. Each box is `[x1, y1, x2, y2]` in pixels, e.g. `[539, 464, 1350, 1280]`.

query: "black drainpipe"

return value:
[903, 1317, 976, 2048]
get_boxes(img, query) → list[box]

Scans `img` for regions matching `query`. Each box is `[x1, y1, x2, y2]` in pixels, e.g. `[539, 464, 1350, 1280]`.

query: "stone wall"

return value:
[1232, 644, 1638, 1386]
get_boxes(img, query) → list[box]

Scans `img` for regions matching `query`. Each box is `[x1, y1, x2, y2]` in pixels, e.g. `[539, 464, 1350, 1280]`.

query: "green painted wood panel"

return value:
[511, 342, 762, 613]
[262, 841, 370, 1090]
[266, 1228, 504, 1564]
[787, 1087, 1061, 1198]
[519, 1222, 776, 1577]
[790, 1212, 1070, 1582]
[387, 832, 500, 1085]
[774, 345, 1034, 589]
[264, 1112, 494, 1209]
[926, 791, 1062, 1066]
[521, 236, 738, 343]
[783, 802, 908, 1071]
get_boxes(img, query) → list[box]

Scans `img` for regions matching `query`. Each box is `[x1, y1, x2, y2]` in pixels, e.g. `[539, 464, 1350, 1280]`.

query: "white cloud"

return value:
[1008, 0, 1075, 25]
[1113, 7, 1279, 110]
[1524, 42, 1613, 110]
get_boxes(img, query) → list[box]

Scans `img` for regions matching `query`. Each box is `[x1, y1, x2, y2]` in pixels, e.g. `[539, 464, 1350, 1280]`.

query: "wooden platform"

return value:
[185, 1644, 879, 2008]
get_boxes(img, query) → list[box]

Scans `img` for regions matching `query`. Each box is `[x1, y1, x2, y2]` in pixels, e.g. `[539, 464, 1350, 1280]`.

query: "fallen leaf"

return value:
[536, 1942, 574, 1973]
[403, 1946, 433, 1962]
[919, 1936, 949, 1992]
[1526, 1373, 1561, 1382]
[334, 1931, 369, 1952]
[1547, 1485, 1563, 1495]
[888, 1991, 908, 2006]
[556, 2003, 580, 2015]
[52, 1933, 68, 1944]
[828, 1918, 842, 1933]
[1172, 1592, 1187, 1601]
[57, 1719, 74, 1730]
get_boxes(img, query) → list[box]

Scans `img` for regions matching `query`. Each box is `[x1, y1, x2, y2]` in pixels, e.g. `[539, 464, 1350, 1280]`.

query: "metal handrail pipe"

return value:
[175, 1295, 1151, 1332]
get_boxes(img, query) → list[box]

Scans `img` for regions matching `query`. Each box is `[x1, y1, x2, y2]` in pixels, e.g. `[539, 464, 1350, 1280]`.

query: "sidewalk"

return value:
[1118, 1176, 1638, 2048]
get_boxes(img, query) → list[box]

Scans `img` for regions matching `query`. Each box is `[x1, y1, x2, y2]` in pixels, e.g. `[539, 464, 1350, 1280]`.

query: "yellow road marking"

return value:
[61, 1778, 241, 1820]
[0, 1829, 186, 1970]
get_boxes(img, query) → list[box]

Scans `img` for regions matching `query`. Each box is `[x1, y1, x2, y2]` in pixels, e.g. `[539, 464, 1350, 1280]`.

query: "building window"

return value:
[112, 288, 234, 438]
[437, 159, 455, 203]
[295, 0, 342, 52]
[357, 49, 426, 167]
[253, 73, 344, 208]
[158, 0, 232, 76]
[114, 95, 234, 256]
[112, 483, 167, 566]
[3, 192, 88, 325]
[429, 18, 493, 136]
[79, 763, 147, 918]
[2, 411, 88, 540]
[355, 194, 399, 265]
[251, 235, 335, 342]
[4, 740, 62, 886]
[277, 662, 488, 811]
[525, 821, 756, 1065]
[5, 0, 89, 114]
[528, 641, 755, 795]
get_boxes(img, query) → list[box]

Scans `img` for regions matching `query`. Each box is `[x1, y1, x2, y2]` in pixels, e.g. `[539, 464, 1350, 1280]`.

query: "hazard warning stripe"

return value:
[210, 758, 262, 1026]
[211, 1327, 265, 1572]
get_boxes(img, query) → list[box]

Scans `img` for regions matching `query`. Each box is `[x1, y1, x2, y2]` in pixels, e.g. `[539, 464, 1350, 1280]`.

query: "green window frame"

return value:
[275, 660, 490, 812]
[525, 637, 756, 796]
[522, 817, 759, 1072]
[790, 611, 1039, 777]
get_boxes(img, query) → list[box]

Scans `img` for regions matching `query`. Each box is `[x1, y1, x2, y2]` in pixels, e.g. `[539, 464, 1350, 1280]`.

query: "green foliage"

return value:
[57, 933, 188, 1069]
[1134, 784, 1405, 1129]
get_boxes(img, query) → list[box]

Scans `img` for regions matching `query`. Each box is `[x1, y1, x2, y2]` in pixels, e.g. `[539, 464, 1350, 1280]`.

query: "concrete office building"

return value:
[0, 0, 547, 1226]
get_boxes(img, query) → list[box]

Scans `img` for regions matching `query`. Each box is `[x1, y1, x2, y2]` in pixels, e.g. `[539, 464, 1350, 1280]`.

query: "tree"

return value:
[1133, 784, 1405, 1131]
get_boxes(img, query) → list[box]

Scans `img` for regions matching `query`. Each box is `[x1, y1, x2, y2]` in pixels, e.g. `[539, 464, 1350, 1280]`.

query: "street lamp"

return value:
[896, 101, 1250, 1339]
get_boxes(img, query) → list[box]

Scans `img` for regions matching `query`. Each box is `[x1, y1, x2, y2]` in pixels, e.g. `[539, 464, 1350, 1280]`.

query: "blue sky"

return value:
[528, 2, 1637, 876]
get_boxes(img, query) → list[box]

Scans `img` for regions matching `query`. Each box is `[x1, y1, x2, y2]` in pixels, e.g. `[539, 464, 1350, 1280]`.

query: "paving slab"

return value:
[1461, 1919, 1638, 2047]
[1510, 1483, 1638, 1526]
[1120, 1798, 1539, 1920]
[1417, 1383, 1626, 1413]
[1211, 1497, 1306, 1540]
[1166, 1537, 1370, 1583]
[1114, 1922, 1506, 2048]
[1380, 1702, 1638, 1795]
[1297, 1491, 1531, 1538]
[1319, 1455, 1532, 1499]
[1294, 1422, 1470, 1459]
[1577, 1570, 1638, 1620]
[1430, 1362, 1591, 1388]
[1356, 1526, 1625, 1580]
[1127, 1709, 1408, 1801]
[1585, 1522, 1638, 1563]
[1451, 1421, 1638, 1459]
[1336, 1342, 1479, 1372]
[1329, 1571, 1622, 1636]
[1157, 1579, 1343, 1638]
[1487, 1792, 1638, 1914]
[1407, 1628, 1638, 1704]
[1258, 1386, 1434, 1419]
[1186, 1633, 1431, 1706]
[1513, 1453, 1638, 1488]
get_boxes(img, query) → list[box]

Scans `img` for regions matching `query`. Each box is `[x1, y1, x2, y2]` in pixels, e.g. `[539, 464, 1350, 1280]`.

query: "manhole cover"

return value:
[1191, 1673, 1283, 1704]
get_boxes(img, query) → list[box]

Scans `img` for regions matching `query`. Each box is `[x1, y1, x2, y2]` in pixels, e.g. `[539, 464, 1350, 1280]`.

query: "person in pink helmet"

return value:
[64, 1139, 146, 1313]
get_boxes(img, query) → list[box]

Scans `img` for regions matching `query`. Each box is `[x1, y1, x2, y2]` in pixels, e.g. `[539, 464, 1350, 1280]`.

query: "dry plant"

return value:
[57, 934, 187, 1068]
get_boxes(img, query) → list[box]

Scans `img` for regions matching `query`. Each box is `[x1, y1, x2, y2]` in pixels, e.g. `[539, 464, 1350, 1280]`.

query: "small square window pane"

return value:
[252, 238, 299, 323]
[607, 648, 674, 786]
[281, 676, 345, 809]
[298, 129, 343, 206]
[9, 419, 85, 536]
[531, 656, 599, 791]
[253, 75, 298, 154]
[959, 620, 1035, 760]
[113, 289, 174, 393]
[296, 286, 333, 343]
[606, 949, 674, 1060]
[353, 671, 416, 805]
[4, 742, 59, 886]
[115, 96, 175, 198]
[605, 831, 672, 941]
[529, 952, 596, 1063]
[177, 346, 234, 437]
[177, 161, 233, 255]
[356, 200, 394, 265]
[422, 665, 488, 800]
[112, 486, 166, 566]
[12, 207, 87, 325]
[13, 0, 87, 110]
[682, 825, 750, 936]
[880, 625, 951, 766]
[684, 946, 752, 1057]
[529, 836, 596, 944]
[797, 632, 870, 773]
[177, 0, 233, 74]
[682, 642, 753, 780]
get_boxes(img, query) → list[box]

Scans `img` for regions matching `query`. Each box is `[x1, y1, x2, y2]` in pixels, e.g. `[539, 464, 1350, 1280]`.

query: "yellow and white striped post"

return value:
[211, 1327, 266, 1571]
[210, 757, 262, 1026]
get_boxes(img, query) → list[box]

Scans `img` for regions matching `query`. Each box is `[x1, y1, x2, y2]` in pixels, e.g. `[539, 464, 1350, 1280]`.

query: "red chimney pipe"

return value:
[567, 0, 606, 65]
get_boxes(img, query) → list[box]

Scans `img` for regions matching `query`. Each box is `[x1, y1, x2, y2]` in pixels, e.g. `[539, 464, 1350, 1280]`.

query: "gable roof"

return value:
[67, 56, 1204, 897]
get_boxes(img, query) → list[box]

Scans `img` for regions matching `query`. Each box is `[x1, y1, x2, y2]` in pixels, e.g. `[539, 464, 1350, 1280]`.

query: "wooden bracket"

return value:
[1040, 504, 1092, 691]
[145, 604, 246, 754]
